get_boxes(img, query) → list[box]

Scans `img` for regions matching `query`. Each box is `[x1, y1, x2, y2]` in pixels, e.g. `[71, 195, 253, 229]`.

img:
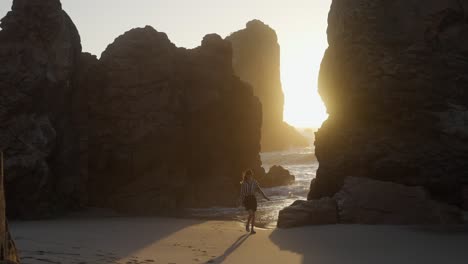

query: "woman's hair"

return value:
[241, 169, 254, 184]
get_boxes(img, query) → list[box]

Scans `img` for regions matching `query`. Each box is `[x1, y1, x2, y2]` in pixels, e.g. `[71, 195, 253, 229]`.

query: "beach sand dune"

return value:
[10, 217, 468, 264]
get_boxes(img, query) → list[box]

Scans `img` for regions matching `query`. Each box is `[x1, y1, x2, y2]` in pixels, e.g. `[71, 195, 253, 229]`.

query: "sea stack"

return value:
[81, 28, 264, 214]
[226, 20, 308, 151]
[279, 0, 468, 226]
[0, 0, 82, 218]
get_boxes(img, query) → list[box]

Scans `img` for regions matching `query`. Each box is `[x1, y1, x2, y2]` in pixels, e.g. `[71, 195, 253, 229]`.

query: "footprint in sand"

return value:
[34, 257, 60, 264]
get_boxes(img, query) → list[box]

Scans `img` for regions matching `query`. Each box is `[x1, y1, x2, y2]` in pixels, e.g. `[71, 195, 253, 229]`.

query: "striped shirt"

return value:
[239, 179, 267, 203]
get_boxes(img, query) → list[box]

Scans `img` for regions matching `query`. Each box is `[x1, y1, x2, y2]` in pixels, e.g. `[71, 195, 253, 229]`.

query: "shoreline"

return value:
[19, 206, 468, 230]
[60, 206, 279, 229]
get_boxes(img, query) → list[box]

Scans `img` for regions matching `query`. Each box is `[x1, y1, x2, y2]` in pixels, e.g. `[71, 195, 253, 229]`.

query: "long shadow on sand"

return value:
[208, 233, 250, 263]
[269, 225, 468, 264]
[10, 216, 205, 263]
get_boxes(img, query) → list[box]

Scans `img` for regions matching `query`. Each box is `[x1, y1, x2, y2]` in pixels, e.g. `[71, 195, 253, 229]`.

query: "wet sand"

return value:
[10, 216, 468, 264]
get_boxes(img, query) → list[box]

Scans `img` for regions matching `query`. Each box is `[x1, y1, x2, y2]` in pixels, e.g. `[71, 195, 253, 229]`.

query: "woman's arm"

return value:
[256, 182, 270, 201]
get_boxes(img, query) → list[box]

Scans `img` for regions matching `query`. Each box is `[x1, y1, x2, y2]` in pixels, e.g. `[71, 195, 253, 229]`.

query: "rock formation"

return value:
[226, 20, 308, 151]
[310, 0, 468, 210]
[0, 0, 82, 218]
[0, 153, 20, 263]
[277, 198, 337, 228]
[0, 0, 265, 217]
[279, 177, 461, 227]
[258, 165, 295, 187]
[81, 28, 264, 214]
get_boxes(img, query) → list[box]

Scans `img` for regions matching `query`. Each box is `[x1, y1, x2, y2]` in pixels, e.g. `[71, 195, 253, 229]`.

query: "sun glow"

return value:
[277, 1, 331, 129]
[281, 46, 329, 128]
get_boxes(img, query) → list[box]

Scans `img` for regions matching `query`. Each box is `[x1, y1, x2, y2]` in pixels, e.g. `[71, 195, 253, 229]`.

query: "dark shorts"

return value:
[243, 195, 257, 212]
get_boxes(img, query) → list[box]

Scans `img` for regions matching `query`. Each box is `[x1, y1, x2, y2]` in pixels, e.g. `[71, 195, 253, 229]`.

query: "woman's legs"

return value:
[246, 210, 253, 231]
[251, 211, 256, 233]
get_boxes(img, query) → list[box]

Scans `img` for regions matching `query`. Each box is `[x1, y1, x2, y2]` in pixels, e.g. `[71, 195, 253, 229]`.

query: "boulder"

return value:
[259, 165, 295, 187]
[277, 198, 338, 228]
[334, 177, 462, 225]
[226, 20, 308, 151]
[310, 0, 468, 210]
[0, 0, 82, 218]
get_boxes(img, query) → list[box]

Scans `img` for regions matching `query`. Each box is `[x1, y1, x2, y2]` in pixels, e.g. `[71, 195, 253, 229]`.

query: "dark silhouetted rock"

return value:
[335, 177, 461, 225]
[259, 165, 295, 187]
[309, 0, 468, 211]
[0, 153, 20, 263]
[81, 26, 264, 214]
[0, 0, 82, 218]
[0, 0, 266, 218]
[463, 186, 468, 211]
[277, 198, 337, 228]
[226, 20, 308, 151]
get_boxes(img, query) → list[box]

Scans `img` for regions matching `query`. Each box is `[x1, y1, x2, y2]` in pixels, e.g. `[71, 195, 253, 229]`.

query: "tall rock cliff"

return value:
[310, 0, 468, 207]
[0, 0, 82, 218]
[226, 20, 308, 151]
[81, 27, 264, 214]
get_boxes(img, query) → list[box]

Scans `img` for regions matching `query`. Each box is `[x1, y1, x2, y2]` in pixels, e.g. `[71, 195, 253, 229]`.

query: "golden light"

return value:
[279, 32, 329, 129]
[273, 0, 331, 129]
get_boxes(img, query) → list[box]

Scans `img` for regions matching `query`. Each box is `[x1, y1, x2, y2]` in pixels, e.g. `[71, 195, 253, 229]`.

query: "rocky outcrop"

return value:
[277, 198, 337, 228]
[82, 27, 264, 214]
[226, 20, 308, 151]
[280, 177, 462, 227]
[310, 0, 468, 210]
[0, 153, 20, 263]
[335, 177, 461, 225]
[0, 0, 82, 218]
[0, 1, 266, 217]
[259, 165, 295, 187]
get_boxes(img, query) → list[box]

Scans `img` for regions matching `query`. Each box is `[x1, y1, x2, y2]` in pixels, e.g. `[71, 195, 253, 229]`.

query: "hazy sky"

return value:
[0, 0, 331, 128]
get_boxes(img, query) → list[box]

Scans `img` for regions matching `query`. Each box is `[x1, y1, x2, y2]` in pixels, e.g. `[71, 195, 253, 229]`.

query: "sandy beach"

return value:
[10, 216, 468, 264]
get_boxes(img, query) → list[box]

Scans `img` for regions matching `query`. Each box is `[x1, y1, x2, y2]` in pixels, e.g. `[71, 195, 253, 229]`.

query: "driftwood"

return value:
[0, 152, 19, 263]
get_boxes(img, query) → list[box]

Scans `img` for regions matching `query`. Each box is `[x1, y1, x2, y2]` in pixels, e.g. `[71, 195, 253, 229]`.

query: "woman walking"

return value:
[238, 170, 270, 234]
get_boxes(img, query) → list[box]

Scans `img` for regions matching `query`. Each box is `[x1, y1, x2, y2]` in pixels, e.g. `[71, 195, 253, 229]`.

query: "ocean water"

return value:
[188, 146, 318, 228]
